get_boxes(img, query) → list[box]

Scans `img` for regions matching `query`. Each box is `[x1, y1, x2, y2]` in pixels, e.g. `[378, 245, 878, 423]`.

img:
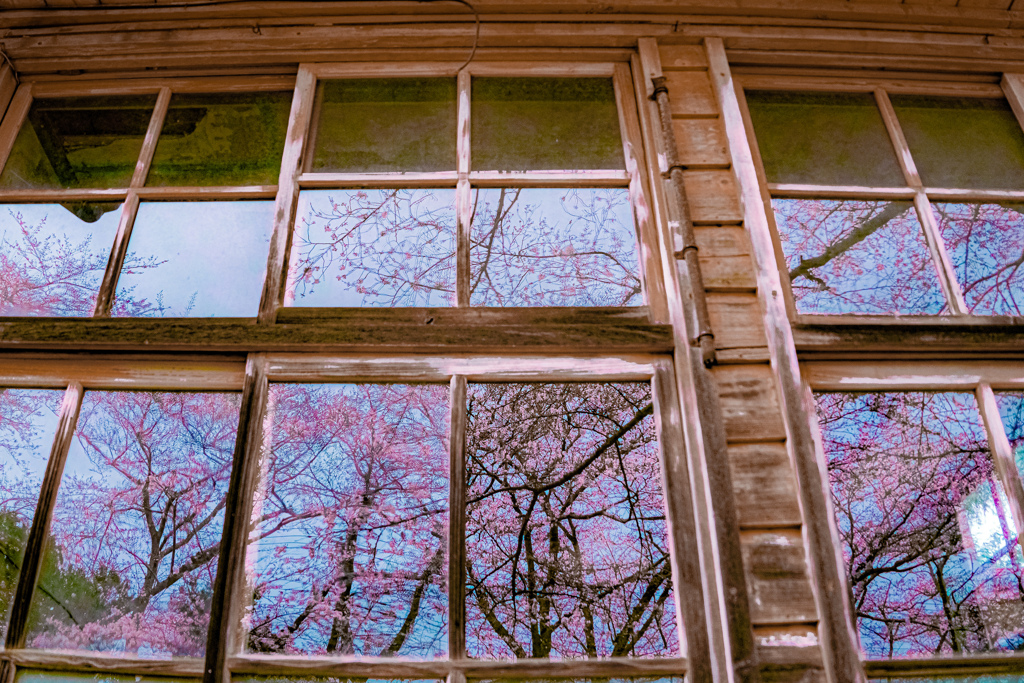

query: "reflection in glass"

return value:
[469, 188, 641, 307]
[113, 201, 274, 317]
[245, 384, 449, 657]
[816, 391, 1024, 658]
[311, 79, 456, 173]
[0, 388, 64, 642]
[285, 189, 456, 307]
[146, 91, 291, 186]
[0, 95, 156, 189]
[472, 78, 624, 171]
[0, 203, 124, 317]
[995, 392, 1024, 481]
[931, 203, 1024, 316]
[891, 96, 1024, 190]
[26, 391, 239, 656]
[773, 199, 946, 315]
[745, 91, 905, 187]
[465, 382, 677, 659]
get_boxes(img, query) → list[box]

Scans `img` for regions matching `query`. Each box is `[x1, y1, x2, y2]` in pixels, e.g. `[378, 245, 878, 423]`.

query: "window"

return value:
[0, 62, 702, 683]
[742, 85, 1024, 319]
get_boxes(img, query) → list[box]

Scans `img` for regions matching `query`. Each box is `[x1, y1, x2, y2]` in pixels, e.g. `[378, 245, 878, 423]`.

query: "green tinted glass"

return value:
[745, 90, 904, 187]
[146, 91, 291, 186]
[892, 95, 1024, 190]
[0, 95, 156, 189]
[310, 78, 457, 173]
[472, 77, 624, 171]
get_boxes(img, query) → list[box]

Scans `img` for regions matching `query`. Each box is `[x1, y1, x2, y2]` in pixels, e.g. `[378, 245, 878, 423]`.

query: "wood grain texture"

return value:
[713, 364, 787, 443]
[665, 70, 718, 117]
[695, 225, 758, 291]
[742, 531, 818, 625]
[730, 442, 803, 529]
[673, 117, 731, 167]
[659, 44, 709, 70]
[684, 170, 744, 224]
[793, 322, 1024, 356]
[0, 357, 244, 389]
[706, 293, 769, 351]
[0, 651, 204, 677]
[448, 375, 467, 659]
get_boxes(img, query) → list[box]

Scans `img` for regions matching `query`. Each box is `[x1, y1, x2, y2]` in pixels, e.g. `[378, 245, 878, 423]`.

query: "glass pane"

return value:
[17, 673, 199, 683]
[310, 79, 456, 173]
[815, 391, 1024, 658]
[113, 201, 274, 317]
[469, 188, 641, 307]
[472, 78, 624, 171]
[146, 91, 291, 186]
[465, 382, 678, 659]
[930, 203, 1024, 316]
[0, 203, 122, 317]
[773, 198, 947, 315]
[744, 90, 905, 187]
[0, 388, 64, 643]
[245, 384, 449, 657]
[239, 679, 441, 683]
[26, 391, 240, 656]
[891, 95, 1024, 190]
[0, 95, 156, 189]
[285, 189, 456, 307]
[995, 392, 1024, 479]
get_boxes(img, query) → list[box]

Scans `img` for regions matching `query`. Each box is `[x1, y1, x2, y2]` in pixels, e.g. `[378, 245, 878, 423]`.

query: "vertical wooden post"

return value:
[456, 69, 472, 307]
[706, 36, 867, 683]
[203, 354, 270, 683]
[448, 375, 468, 659]
[978, 384, 1024, 539]
[0, 84, 31, 179]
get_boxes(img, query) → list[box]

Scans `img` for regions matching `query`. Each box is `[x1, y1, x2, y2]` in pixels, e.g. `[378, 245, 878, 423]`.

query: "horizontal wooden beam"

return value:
[2, 651, 205, 677]
[793, 322, 1024, 357]
[865, 652, 1024, 678]
[0, 310, 674, 353]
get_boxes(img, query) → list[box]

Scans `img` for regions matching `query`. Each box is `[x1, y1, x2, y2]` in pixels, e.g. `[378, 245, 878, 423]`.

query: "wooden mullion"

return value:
[614, 62, 669, 324]
[1, 651, 204, 677]
[130, 86, 170, 188]
[134, 185, 278, 200]
[0, 189, 128, 202]
[2, 383, 83, 653]
[865, 652, 1024, 678]
[468, 170, 630, 187]
[978, 383, 1024, 543]
[924, 187, 1024, 202]
[0, 64, 17, 127]
[298, 171, 458, 188]
[456, 68, 471, 307]
[0, 83, 31, 176]
[1001, 73, 1024, 137]
[447, 375, 467, 659]
[767, 183, 916, 199]
[874, 88, 922, 189]
[203, 354, 269, 683]
[913, 191, 969, 315]
[258, 65, 316, 324]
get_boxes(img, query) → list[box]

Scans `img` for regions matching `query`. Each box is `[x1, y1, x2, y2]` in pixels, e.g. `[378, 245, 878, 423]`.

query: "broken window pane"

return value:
[815, 391, 1024, 658]
[930, 203, 1024, 316]
[245, 384, 449, 657]
[112, 201, 274, 317]
[469, 188, 642, 307]
[472, 78, 624, 171]
[891, 96, 1024, 190]
[311, 79, 457, 173]
[465, 382, 678, 659]
[26, 390, 240, 657]
[146, 91, 291, 187]
[0, 203, 122, 317]
[745, 90, 905, 187]
[286, 189, 456, 307]
[0, 95, 156, 189]
[773, 199, 947, 315]
[0, 388, 64, 642]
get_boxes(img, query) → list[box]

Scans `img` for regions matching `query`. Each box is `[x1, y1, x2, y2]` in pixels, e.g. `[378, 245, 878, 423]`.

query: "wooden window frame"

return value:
[733, 72, 1024, 329]
[801, 360, 1024, 680]
[0, 58, 711, 683]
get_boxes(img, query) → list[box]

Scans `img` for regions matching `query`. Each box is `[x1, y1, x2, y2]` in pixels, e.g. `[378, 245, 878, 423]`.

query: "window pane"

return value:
[469, 188, 641, 307]
[245, 384, 449, 657]
[27, 391, 240, 656]
[930, 203, 1024, 316]
[0, 95, 156, 189]
[0, 388, 64, 642]
[995, 392, 1024, 479]
[146, 91, 291, 186]
[472, 78, 624, 171]
[773, 198, 946, 315]
[816, 391, 1024, 658]
[745, 91, 904, 187]
[112, 201, 274, 317]
[310, 79, 456, 173]
[465, 382, 678, 659]
[17, 673, 198, 683]
[286, 189, 456, 307]
[0, 203, 122, 317]
[891, 96, 1024, 190]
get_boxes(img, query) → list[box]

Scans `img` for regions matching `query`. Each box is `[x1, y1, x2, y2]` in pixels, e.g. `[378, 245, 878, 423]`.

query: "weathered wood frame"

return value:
[802, 360, 1024, 680]
[0, 353, 702, 683]
[734, 71, 1024, 328]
